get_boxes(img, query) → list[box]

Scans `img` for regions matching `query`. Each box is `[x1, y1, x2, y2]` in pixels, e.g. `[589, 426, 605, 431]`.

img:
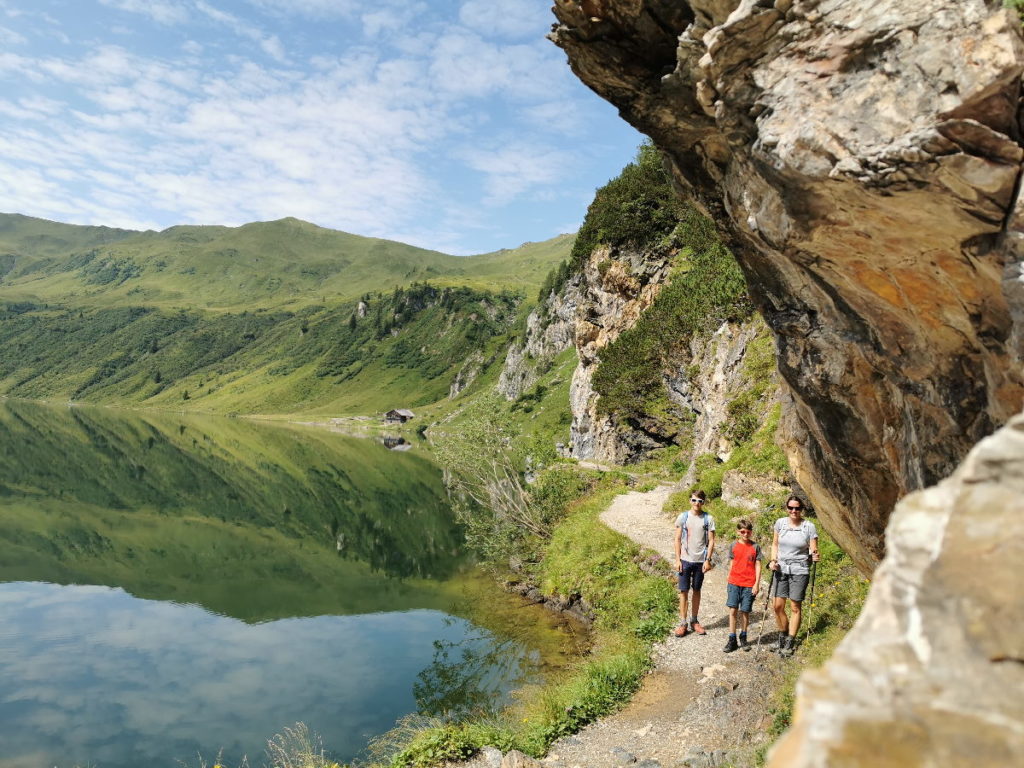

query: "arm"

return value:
[770, 527, 780, 570]
[810, 533, 820, 562]
[753, 549, 762, 594]
[703, 530, 715, 572]
[674, 525, 682, 570]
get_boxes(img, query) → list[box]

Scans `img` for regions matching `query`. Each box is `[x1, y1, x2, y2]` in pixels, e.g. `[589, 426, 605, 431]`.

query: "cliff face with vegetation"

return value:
[550, 1, 1024, 764]
[499, 146, 773, 474]
[551, 0, 1024, 574]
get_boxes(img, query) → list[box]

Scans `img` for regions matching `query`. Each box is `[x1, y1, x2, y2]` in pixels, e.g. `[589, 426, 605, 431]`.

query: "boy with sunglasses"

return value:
[673, 489, 715, 637]
[723, 519, 762, 652]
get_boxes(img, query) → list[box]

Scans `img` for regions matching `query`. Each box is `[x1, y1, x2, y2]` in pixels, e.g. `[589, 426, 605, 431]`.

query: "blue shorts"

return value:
[677, 560, 705, 592]
[726, 583, 755, 613]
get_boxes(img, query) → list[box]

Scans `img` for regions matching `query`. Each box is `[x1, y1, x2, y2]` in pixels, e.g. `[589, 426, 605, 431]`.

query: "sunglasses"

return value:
[787, 505, 802, 511]
[690, 498, 704, 504]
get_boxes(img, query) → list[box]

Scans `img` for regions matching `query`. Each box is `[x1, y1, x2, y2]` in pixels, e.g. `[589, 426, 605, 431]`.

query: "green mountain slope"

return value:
[0, 213, 573, 415]
[0, 283, 520, 414]
[0, 213, 573, 310]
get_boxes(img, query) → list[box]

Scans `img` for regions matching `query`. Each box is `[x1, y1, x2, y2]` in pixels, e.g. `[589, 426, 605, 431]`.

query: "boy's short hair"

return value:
[692, 489, 707, 500]
[736, 518, 753, 531]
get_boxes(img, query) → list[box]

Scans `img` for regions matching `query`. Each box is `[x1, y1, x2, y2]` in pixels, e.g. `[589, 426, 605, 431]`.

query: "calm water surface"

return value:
[0, 401, 579, 768]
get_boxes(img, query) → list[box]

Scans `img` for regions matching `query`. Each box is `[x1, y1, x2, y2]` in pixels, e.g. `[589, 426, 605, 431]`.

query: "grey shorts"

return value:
[774, 571, 809, 602]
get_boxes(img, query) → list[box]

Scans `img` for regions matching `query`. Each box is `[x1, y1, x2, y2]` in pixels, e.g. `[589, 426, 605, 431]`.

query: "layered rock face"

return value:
[497, 275, 581, 401]
[569, 245, 673, 462]
[767, 411, 1024, 767]
[552, 0, 1024, 573]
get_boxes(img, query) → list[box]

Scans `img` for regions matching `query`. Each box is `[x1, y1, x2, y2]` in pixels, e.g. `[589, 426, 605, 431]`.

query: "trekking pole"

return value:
[800, 559, 818, 647]
[754, 567, 775, 654]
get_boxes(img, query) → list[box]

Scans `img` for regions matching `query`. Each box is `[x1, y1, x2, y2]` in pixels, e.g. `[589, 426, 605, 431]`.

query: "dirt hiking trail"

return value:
[455, 484, 791, 768]
[538, 484, 786, 768]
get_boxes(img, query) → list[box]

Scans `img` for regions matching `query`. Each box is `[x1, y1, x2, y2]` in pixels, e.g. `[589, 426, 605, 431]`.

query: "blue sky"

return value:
[0, 0, 643, 254]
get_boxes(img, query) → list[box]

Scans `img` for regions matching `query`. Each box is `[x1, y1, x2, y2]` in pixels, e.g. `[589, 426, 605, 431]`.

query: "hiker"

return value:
[768, 495, 819, 657]
[723, 518, 762, 653]
[673, 489, 715, 637]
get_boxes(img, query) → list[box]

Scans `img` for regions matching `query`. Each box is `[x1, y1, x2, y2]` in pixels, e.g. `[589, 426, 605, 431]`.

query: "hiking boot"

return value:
[692, 621, 706, 635]
[769, 633, 785, 653]
[723, 635, 738, 653]
[739, 633, 750, 652]
[673, 623, 688, 637]
[780, 635, 796, 657]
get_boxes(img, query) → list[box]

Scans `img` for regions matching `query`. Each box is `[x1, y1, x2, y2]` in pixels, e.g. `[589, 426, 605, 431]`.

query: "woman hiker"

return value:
[768, 495, 819, 657]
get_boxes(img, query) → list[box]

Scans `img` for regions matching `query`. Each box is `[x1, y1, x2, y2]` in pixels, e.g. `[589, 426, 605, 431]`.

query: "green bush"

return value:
[570, 142, 683, 272]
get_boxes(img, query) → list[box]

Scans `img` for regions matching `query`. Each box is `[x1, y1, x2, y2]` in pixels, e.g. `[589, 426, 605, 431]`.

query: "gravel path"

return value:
[452, 485, 787, 768]
[541, 485, 785, 768]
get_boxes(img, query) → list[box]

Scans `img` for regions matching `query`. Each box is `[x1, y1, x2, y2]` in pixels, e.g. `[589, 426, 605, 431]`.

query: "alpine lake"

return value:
[0, 400, 585, 768]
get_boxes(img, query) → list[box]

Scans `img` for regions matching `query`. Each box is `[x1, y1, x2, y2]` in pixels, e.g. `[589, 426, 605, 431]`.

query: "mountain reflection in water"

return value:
[0, 401, 582, 767]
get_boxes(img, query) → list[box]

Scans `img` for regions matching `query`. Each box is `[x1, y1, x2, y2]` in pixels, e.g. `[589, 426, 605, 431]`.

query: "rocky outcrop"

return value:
[566, 244, 776, 466]
[721, 469, 788, 512]
[767, 410, 1024, 768]
[497, 276, 581, 401]
[449, 350, 485, 399]
[668, 316, 771, 466]
[551, 0, 1024, 572]
[568, 245, 674, 462]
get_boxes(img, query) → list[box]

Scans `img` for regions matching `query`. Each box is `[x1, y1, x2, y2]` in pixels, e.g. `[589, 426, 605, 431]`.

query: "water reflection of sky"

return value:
[0, 582, 506, 768]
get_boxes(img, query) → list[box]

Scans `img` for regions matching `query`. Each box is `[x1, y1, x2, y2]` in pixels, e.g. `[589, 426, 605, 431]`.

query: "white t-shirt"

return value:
[675, 511, 716, 563]
[774, 518, 817, 575]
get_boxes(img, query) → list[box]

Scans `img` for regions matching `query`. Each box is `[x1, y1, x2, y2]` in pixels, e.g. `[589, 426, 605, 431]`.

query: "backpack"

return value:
[681, 511, 711, 550]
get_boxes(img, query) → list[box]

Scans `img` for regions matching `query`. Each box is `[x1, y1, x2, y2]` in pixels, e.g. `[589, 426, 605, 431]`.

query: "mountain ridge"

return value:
[0, 212, 575, 311]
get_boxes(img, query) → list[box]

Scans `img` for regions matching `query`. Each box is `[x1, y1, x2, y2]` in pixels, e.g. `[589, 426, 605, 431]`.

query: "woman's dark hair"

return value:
[786, 494, 804, 510]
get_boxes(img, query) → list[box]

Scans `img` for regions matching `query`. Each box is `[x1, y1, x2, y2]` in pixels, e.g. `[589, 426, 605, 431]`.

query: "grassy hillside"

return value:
[0, 283, 523, 415]
[0, 213, 572, 311]
[0, 213, 572, 415]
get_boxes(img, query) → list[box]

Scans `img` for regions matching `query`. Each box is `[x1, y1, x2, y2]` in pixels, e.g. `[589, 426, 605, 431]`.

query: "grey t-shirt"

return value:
[774, 518, 818, 575]
[675, 511, 716, 563]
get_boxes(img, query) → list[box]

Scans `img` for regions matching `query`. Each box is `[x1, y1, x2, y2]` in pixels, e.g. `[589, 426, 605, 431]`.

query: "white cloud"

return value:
[464, 141, 566, 205]
[0, 0, 638, 252]
[458, 0, 550, 40]
[0, 23, 25, 45]
[98, 0, 190, 25]
[194, 0, 288, 62]
[244, 0, 361, 18]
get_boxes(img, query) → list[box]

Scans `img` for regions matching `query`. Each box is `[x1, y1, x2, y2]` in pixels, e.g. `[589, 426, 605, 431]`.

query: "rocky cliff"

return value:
[568, 244, 675, 462]
[498, 276, 582, 402]
[551, 0, 1024, 573]
[767, 411, 1024, 767]
[500, 228, 779, 482]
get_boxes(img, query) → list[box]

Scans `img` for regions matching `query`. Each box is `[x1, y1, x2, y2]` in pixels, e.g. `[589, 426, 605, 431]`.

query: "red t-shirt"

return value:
[728, 540, 761, 588]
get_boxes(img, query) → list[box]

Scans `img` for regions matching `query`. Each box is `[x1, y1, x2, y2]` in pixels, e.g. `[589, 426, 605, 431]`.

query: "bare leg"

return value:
[691, 589, 702, 621]
[728, 606, 738, 634]
[788, 600, 802, 636]
[678, 590, 689, 623]
[773, 596, 788, 632]
[739, 610, 750, 634]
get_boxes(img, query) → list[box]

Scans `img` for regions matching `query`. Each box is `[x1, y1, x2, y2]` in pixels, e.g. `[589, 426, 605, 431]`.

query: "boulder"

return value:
[767, 411, 1024, 766]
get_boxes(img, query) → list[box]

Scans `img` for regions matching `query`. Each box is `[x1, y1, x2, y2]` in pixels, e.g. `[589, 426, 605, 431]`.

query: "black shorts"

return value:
[774, 571, 809, 602]
[678, 560, 705, 592]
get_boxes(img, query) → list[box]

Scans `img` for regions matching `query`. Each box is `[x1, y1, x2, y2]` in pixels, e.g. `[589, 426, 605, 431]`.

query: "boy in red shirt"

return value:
[723, 519, 762, 652]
